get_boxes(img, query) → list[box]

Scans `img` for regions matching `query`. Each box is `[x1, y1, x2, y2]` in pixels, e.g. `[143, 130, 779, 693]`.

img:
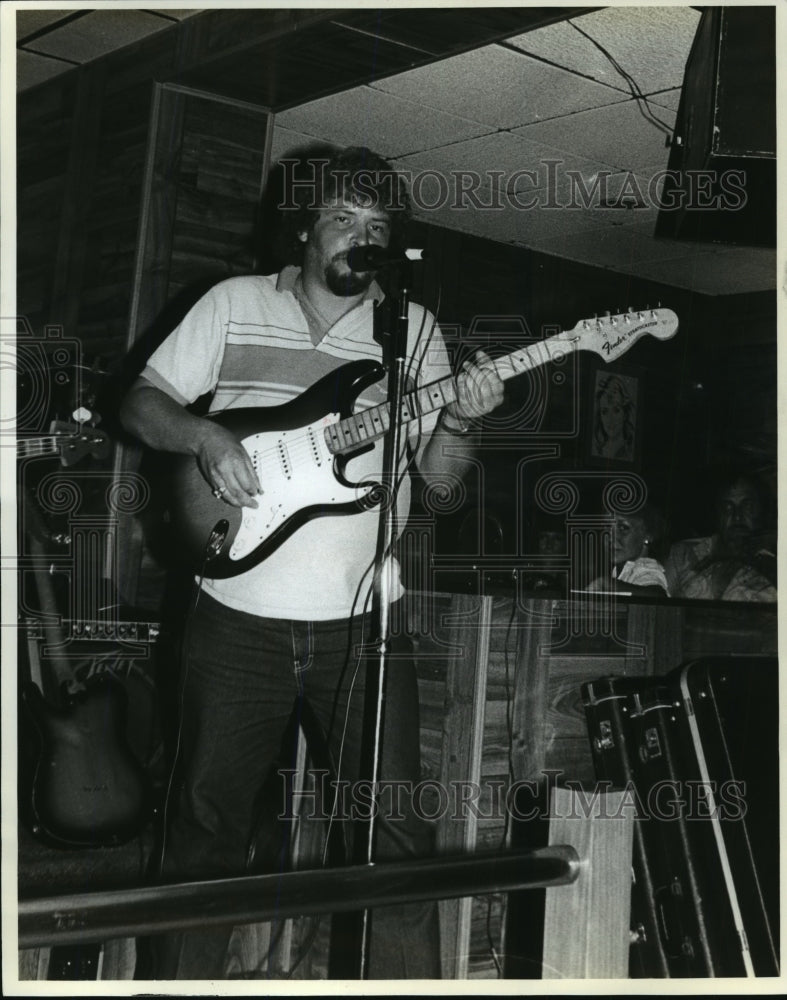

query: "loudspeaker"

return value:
[655, 7, 775, 247]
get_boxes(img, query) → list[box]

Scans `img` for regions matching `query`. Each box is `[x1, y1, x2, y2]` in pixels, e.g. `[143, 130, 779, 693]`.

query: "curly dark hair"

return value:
[273, 145, 411, 264]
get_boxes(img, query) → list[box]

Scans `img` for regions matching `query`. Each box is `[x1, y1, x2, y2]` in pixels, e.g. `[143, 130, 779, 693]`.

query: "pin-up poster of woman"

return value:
[589, 369, 639, 465]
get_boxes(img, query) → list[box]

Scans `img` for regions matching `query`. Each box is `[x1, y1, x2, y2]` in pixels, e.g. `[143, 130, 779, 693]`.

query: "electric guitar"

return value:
[21, 677, 152, 848]
[17, 419, 110, 465]
[19, 494, 151, 849]
[170, 308, 679, 578]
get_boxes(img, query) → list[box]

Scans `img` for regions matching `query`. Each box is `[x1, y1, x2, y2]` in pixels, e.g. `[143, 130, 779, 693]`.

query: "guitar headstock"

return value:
[50, 420, 111, 466]
[562, 308, 679, 363]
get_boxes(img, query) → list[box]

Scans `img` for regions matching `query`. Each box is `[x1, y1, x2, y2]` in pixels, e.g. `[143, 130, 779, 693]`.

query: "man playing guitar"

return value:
[120, 145, 504, 979]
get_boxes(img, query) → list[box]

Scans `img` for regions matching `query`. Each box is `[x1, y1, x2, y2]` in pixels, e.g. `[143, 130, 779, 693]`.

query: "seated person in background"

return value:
[522, 513, 567, 593]
[536, 517, 566, 559]
[664, 471, 776, 602]
[586, 502, 669, 597]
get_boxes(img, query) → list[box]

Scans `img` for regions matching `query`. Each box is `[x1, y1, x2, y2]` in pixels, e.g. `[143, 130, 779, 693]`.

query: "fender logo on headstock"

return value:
[601, 320, 658, 356]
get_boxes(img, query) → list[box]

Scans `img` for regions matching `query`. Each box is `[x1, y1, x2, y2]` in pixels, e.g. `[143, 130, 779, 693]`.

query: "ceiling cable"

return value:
[567, 19, 675, 138]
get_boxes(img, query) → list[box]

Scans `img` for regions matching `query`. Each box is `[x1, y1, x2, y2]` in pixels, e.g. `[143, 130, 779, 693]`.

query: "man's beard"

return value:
[325, 259, 374, 297]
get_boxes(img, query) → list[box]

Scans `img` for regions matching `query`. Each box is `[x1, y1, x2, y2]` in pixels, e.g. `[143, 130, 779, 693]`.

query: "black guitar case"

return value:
[582, 656, 779, 978]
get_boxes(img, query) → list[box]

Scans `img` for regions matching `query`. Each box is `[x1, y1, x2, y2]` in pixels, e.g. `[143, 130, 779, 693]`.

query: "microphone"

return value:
[345, 246, 428, 271]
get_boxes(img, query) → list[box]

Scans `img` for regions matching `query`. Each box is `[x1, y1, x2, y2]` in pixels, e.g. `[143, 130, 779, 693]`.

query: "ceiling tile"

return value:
[151, 10, 203, 20]
[647, 87, 683, 112]
[533, 221, 691, 272]
[20, 10, 174, 64]
[269, 126, 338, 168]
[513, 99, 675, 171]
[369, 44, 628, 128]
[506, 6, 701, 96]
[544, 169, 669, 232]
[16, 49, 73, 90]
[16, 10, 79, 40]
[394, 133, 620, 204]
[13, 4, 769, 296]
[275, 85, 490, 158]
[627, 248, 776, 295]
[411, 184, 605, 248]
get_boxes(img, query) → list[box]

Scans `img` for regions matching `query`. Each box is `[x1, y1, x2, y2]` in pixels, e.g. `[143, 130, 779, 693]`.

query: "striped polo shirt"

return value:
[142, 268, 452, 620]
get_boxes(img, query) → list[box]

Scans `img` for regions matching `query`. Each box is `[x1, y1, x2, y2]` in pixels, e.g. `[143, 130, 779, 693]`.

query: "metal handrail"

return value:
[18, 845, 580, 949]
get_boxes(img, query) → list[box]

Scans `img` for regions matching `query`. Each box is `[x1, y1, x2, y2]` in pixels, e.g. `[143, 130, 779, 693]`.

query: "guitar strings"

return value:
[237, 292, 444, 481]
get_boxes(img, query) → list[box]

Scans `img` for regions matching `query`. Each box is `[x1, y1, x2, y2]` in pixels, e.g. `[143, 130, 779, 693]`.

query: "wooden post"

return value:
[542, 787, 633, 979]
[437, 593, 492, 979]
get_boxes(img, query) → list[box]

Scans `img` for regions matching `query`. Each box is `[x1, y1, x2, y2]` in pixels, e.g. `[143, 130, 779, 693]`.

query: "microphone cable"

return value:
[321, 277, 446, 867]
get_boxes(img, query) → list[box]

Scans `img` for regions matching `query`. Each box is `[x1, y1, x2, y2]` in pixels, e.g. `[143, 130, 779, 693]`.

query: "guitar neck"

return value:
[323, 334, 578, 455]
[17, 424, 110, 466]
[25, 525, 74, 695]
[17, 436, 60, 459]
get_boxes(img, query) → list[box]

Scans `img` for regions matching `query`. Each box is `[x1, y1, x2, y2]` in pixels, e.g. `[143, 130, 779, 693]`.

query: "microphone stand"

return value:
[330, 260, 413, 979]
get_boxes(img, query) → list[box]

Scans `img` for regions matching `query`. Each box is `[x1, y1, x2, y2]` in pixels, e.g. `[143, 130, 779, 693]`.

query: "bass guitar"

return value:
[170, 307, 679, 578]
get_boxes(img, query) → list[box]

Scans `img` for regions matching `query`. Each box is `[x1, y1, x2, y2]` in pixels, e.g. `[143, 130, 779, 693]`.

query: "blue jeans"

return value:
[146, 591, 440, 979]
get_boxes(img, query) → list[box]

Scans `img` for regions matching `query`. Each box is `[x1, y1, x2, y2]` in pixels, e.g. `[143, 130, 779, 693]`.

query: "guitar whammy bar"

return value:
[582, 656, 779, 978]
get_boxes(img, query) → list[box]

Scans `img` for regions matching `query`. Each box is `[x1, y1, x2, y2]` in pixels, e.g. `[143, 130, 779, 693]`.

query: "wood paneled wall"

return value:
[19, 37, 174, 359]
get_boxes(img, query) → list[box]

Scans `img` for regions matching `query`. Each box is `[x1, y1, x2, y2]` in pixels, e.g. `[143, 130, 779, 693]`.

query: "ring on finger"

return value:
[212, 484, 227, 499]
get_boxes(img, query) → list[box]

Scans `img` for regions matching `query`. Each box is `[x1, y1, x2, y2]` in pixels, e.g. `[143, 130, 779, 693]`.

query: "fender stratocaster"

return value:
[170, 308, 679, 578]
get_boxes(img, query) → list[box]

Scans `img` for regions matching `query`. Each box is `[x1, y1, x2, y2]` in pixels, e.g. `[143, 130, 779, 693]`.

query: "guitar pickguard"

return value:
[229, 413, 376, 562]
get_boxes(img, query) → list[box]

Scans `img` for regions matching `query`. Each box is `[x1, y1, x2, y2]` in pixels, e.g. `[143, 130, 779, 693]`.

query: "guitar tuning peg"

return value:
[72, 407, 93, 424]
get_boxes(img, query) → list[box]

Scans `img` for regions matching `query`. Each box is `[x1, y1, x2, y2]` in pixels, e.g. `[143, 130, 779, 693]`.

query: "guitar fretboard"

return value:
[17, 436, 60, 459]
[322, 334, 577, 455]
